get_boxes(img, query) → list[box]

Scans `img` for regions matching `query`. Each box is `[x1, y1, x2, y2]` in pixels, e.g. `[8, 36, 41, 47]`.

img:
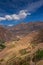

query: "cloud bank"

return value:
[0, 10, 31, 21]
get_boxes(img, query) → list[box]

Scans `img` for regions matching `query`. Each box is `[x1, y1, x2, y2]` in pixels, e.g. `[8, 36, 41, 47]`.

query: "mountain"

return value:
[0, 22, 43, 42]
[0, 22, 43, 65]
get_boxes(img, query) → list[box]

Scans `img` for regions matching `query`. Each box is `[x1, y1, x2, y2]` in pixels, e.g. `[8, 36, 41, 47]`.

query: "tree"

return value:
[32, 49, 43, 65]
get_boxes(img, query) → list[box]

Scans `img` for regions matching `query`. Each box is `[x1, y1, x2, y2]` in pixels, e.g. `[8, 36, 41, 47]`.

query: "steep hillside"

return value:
[0, 22, 43, 42]
[0, 26, 13, 41]
[0, 30, 43, 65]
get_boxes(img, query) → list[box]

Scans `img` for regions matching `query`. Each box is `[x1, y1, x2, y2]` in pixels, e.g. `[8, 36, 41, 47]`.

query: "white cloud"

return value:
[11, 14, 20, 20]
[5, 15, 12, 20]
[0, 17, 6, 21]
[0, 10, 31, 21]
[18, 10, 30, 19]
[7, 24, 14, 27]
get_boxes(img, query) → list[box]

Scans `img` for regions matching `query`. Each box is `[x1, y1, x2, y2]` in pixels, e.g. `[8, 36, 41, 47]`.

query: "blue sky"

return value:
[0, 0, 43, 26]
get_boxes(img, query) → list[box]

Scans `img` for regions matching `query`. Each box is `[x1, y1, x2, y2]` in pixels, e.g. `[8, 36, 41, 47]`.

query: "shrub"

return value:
[19, 49, 28, 55]
[0, 40, 6, 50]
[32, 49, 43, 62]
[0, 44, 6, 49]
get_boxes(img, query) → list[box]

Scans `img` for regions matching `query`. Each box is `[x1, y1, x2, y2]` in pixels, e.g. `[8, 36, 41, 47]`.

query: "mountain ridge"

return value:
[0, 21, 43, 42]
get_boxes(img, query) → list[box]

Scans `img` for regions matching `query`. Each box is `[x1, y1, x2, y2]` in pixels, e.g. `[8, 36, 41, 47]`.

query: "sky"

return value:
[0, 0, 43, 26]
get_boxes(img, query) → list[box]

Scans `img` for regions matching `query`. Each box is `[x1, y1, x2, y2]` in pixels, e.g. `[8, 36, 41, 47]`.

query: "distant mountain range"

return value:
[0, 22, 43, 42]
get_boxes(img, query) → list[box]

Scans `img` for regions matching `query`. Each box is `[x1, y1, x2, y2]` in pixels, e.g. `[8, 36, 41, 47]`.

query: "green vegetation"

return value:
[0, 44, 6, 49]
[0, 40, 6, 50]
[19, 60, 30, 65]
[32, 49, 43, 62]
[2, 49, 43, 65]
[19, 49, 29, 55]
